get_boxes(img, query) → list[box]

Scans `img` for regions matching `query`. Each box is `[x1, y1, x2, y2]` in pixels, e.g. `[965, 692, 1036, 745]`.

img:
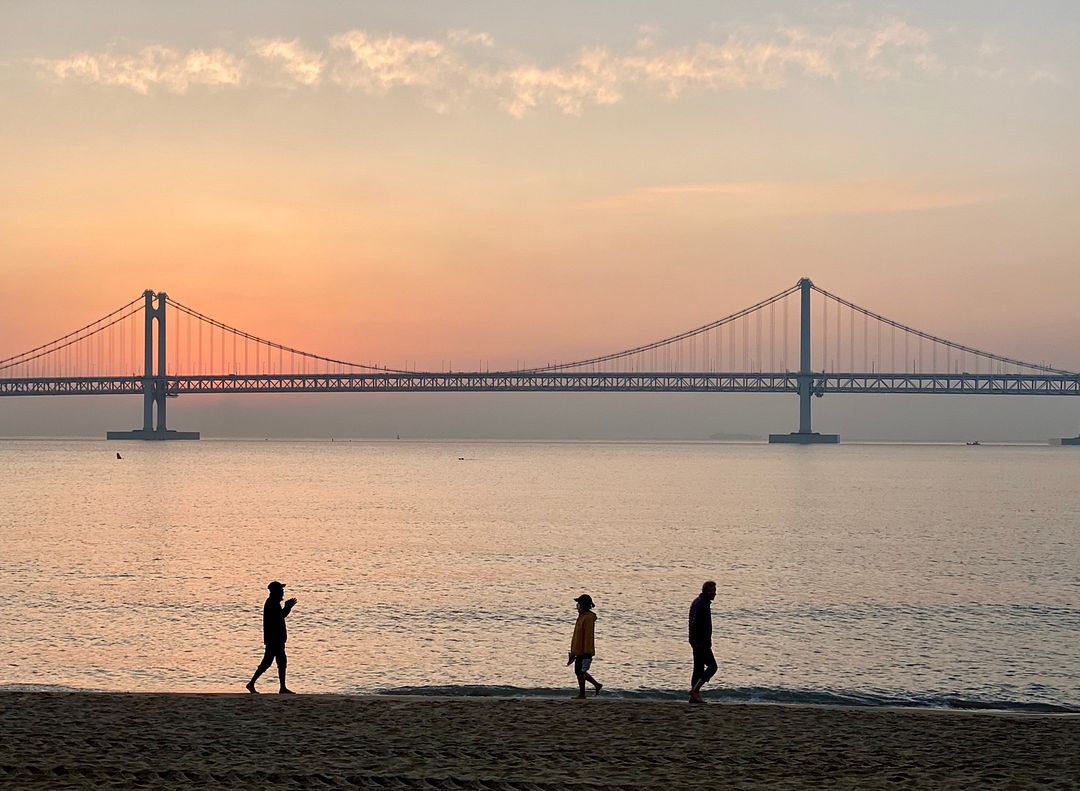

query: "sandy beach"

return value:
[1, 692, 1077, 789]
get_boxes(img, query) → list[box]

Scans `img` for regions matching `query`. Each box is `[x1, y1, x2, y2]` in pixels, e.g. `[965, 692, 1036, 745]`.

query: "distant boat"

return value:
[966, 441, 981, 446]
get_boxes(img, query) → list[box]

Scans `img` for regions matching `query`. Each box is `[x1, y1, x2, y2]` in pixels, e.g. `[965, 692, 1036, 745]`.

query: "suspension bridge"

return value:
[2, 278, 1078, 443]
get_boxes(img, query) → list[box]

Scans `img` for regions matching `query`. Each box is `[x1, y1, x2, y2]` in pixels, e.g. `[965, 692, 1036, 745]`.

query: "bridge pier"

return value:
[107, 291, 200, 441]
[769, 277, 838, 445]
[108, 429, 200, 440]
[769, 430, 839, 444]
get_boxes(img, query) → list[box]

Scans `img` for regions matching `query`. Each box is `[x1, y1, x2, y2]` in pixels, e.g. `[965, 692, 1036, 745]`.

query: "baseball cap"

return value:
[574, 594, 594, 608]
[267, 581, 286, 591]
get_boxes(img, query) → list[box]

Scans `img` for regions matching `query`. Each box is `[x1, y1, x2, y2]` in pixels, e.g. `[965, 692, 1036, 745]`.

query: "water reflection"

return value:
[1, 440, 1078, 709]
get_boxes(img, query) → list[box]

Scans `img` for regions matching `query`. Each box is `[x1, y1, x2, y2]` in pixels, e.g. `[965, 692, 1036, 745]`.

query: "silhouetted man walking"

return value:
[688, 580, 717, 704]
[247, 581, 297, 694]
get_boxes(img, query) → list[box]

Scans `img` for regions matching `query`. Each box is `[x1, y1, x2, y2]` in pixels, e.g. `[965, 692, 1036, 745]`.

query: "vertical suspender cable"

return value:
[834, 297, 840, 371]
[744, 313, 749, 371]
[755, 308, 762, 372]
[769, 302, 775, 372]
[891, 325, 895, 372]
[849, 303, 854, 373]
[863, 312, 867, 372]
[822, 293, 829, 372]
[782, 295, 788, 370]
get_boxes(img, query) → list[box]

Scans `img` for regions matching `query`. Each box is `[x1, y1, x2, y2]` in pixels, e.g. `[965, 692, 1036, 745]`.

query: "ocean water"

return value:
[1, 439, 1079, 711]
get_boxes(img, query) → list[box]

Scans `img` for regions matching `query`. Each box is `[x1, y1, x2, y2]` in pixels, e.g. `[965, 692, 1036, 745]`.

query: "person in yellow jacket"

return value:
[567, 593, 603, 698]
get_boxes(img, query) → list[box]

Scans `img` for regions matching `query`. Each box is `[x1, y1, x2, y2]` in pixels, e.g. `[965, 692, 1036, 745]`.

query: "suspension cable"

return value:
[0, 305, 145, 372]
[0, 295, 144, 366]
[811, 284, 1076, 375]
[518, 283, 801, 373]
[167, 298, 413, 374]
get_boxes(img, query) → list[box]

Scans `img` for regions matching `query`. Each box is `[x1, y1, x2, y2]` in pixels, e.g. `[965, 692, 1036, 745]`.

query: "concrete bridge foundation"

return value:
[107, 429, 200, 440]
[768, 431, 839, 444]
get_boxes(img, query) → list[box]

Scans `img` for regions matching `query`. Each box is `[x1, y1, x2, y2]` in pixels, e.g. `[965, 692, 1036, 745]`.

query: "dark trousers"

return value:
[257, 645, 287, 673]
[691, 643, 717, 687]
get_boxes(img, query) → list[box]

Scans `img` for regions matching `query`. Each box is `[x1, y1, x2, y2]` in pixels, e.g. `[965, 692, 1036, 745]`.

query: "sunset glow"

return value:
[2, 2, 1078, 373]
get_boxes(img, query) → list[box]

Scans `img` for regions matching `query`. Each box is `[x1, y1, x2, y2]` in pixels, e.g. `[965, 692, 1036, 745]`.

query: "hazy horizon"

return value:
[2, 391, 1078, 443]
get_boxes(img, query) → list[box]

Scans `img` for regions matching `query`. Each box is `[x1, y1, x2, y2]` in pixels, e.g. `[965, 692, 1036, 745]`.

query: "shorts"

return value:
[573, 655, 593, 674]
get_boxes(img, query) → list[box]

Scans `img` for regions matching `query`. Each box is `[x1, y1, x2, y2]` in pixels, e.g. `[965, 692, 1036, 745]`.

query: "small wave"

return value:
[377, 684, 1080, 713]
[716, 686, 1080, 714]
[0, 683, 104, 693]
[380, 684, 574, 699]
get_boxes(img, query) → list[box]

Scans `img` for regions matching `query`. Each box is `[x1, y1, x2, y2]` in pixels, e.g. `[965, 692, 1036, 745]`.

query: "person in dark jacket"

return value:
[688, 580, 717, 704]
[246, 581, 297, 693]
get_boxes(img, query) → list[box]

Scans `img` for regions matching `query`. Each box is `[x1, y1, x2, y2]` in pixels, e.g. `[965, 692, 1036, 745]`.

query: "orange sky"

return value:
[2, 2, 1079, 372]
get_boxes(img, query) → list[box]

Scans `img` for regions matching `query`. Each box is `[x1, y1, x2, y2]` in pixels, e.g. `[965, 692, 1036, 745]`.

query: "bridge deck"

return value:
[1, 372, 1079, 396]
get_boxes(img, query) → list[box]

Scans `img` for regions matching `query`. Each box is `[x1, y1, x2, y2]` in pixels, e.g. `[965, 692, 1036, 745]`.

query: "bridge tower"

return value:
[769, 277, 839, 444]
[107, 291, 199, 440]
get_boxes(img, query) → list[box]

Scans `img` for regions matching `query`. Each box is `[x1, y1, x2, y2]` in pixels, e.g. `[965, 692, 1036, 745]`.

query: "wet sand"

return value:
[1, 691, 1078, 789]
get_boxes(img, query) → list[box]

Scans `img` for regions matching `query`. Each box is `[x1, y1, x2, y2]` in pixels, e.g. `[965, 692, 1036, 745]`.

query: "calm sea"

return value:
[1, 439, 1078, 711]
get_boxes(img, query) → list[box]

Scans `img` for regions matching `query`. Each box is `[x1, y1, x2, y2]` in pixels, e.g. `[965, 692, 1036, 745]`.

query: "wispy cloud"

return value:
[33, 20, 1029, 116]
[249, 38, 324, 87]
[43, 45, 243, 94]
[1026, 67, 1063, 86]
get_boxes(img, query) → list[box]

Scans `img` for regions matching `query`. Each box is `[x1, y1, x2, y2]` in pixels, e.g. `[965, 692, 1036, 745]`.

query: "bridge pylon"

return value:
[769, 277, 839, 444]
[107, 291, 199, 441]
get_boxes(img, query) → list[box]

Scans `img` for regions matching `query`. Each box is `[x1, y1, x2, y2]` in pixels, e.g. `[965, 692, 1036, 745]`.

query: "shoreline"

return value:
[3, 691, 1078, 789]
[5, 683, 1078, 716]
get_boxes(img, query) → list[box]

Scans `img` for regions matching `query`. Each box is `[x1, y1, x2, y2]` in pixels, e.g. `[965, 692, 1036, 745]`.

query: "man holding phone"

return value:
[247, 580, 298, 694]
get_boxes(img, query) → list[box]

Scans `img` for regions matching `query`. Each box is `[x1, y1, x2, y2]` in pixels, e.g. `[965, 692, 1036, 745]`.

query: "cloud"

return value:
[327, 30, 449, 93]
[40, 45, 243, 94]
[446, 29, 495, 48]
[635, 24, 661, 51]
[1026, 68, 1063, 86]
[33, 19, 1031, 115]
[500, 49, 625, 118]
[249, 38, 324, 87]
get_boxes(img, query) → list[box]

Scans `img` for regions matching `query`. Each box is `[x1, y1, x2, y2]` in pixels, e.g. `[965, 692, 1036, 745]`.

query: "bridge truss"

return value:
[3, 371, 1079, 397]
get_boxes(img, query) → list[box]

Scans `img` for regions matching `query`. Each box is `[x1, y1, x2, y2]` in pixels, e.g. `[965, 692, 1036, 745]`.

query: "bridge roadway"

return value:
[2, 371, 1080, 396]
